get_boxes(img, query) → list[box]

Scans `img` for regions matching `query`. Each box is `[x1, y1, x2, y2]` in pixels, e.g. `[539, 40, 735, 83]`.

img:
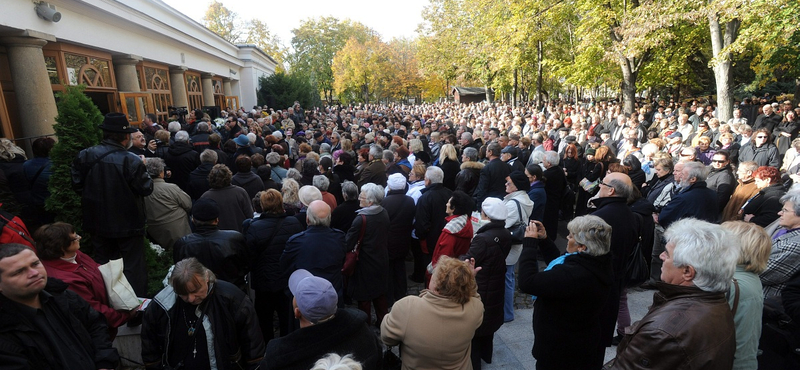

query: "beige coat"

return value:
[381, 290, 484, 370]
[144, 178, 192, 249]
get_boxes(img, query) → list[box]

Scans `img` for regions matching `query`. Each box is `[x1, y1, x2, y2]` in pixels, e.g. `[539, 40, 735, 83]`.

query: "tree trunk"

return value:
[709, 12, 739, 123]
[536, 40, 544, 109]
[620, 59, 637, 114]
[513, 69, 518, 107]
[794, 78, 800, 107]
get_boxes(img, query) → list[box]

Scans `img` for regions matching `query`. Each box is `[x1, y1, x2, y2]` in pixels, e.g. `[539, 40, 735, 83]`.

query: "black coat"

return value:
[242, 213, 304, 292]
[164, 141, 201, 193]
[260, 309, 382, 370]
[187, 163, 214, 200]
[415, 183, 454, 253]
[231, 171, 264, 200]
[473, 158, 511, 205]
[71, 140, 153, 238]
[518, 238, 614, 370]
[382, 190, 416, 259]
[173, 225, 250, 290]
[739, 142, 780, 168]
[542, 165, 566, 238]
[440, 158, 461, 191]
[706, 166, 737, 212]
[281, 226, 347, 296]
[345, 207, 391, 301]
[742, 183, 785, 227]
[467, 221, 511, 337]
[0, 278, 119, 370]
[330, 200, 360, 234]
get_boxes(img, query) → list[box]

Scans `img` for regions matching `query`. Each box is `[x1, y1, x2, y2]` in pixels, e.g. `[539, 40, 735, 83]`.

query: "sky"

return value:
[162, 0, 430, 47]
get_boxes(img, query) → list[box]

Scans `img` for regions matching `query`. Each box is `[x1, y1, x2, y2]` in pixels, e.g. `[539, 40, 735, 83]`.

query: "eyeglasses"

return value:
[599, 181, 612, 187]
[71, 235, 82, 242]
[711, 159, 727, 163]
[756, 135, 768, 139]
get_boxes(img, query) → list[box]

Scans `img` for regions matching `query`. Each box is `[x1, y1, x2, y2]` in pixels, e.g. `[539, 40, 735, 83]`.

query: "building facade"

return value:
[0, 0, 277, 144]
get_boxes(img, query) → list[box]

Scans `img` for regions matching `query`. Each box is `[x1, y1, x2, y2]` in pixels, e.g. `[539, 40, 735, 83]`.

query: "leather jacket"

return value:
[71, 140, 153, 238]
[609, 283, 735, 370]
[173, 225, 250, 291]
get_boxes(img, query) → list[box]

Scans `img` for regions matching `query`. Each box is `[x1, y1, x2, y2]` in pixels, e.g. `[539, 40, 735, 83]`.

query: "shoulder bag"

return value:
[342, 215, 366, 276]
[508, 199, 527, 244]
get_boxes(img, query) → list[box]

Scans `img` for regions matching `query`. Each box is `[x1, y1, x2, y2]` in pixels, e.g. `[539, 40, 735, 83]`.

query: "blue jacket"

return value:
[527, 181, 547, 222]
[281, 226, 347, 296]
[658, 181, 719, 228]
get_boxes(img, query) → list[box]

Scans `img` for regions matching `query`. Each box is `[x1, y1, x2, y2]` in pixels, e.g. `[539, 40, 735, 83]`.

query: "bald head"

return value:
[307, 200, 332, 227]
[601, 172, 634, 199]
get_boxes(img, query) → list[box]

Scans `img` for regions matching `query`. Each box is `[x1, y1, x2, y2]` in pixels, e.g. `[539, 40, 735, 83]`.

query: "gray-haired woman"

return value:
[518, 216, 615, 370]
[144, 157, 192, 249]
[346, 183, 391, 326]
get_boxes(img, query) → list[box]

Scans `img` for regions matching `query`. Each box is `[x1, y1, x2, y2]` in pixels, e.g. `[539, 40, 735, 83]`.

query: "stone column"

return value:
[113, 55, 142, 92]
[201, 73, 214, 107]
[222, 78, 232, 96]
[1, 32, 58, 138]
[169, 66, 188, 108]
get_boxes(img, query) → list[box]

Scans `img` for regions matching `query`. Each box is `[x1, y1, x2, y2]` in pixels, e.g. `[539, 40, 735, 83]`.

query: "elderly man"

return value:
[658, 161, 718, 228]
[165, 130, 201, 193]
[142, 258, 265, 370]
[721, 161, 760, 222]
[474, 142, 512, 206]
[357, 145, 387, 188]
[590, 172, 640, 346]
[72, 113, 153, 296]
[541, 151, 566, 241]
[414, 167, 453, 284]
[0, 244, 120, 370]
[609, 219, 737, 369]
[260, 270, 382, 370]
[754, 104, 782, 133]
[281, 200, 347, 298]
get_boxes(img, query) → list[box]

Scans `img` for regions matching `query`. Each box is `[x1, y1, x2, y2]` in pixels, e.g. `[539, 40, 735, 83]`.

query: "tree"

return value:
[46, 85, 102, 253]
[290, 17, 376, 103]
[202, 0, 242, 43]
[245, 19, 288, 72]
[331, 36, 389, 104]
[257, 72, 320, 109]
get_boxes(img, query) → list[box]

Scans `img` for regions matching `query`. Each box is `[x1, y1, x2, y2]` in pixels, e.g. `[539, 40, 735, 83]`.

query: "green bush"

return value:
[257, 71, 321, 109]
[46, 85, 102, 254]
[144, 239, 173, 297]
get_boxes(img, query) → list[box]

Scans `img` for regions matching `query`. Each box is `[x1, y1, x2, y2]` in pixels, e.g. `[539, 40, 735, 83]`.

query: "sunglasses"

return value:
[756, 135, 768, 139]
[711, 159, 727, 163]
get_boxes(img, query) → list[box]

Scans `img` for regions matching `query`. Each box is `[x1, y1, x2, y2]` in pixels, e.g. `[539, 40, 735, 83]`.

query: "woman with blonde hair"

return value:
[438, 144, 460, 190]
[381, 256, 483, 370]
[281, 178, 302, 215]
[720, 221, 772, 370]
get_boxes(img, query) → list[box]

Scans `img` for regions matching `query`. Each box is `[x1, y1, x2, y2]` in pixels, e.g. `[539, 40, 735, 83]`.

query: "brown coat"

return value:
[609, 283, 735, 370]
[721, 179, 758, 222]
[381, 290, 483, 370]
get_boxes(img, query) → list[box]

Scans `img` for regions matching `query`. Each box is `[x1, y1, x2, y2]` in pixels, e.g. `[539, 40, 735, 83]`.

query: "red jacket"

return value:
[427, 214, 474, 284]
[42, 251, 129, 328]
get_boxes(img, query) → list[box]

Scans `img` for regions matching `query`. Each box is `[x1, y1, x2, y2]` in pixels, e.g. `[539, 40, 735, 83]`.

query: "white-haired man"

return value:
[609, 219, 737, 369]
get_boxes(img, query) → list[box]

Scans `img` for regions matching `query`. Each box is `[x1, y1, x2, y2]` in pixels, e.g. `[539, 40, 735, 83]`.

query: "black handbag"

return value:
[508, 199, 527, 244]
[624, 240, 649, 287]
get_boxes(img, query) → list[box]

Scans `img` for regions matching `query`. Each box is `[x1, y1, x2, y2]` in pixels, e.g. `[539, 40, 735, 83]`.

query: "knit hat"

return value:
[387, 173, 406, 191]
[585, 148, 596, 156]
[481, 197, 507, 221]
[192, 198, 219, 221]
[508, 171, 530, 192]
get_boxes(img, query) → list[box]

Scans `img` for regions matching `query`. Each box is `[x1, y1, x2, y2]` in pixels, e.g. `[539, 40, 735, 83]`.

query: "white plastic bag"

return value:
[98, 258, 140, 310]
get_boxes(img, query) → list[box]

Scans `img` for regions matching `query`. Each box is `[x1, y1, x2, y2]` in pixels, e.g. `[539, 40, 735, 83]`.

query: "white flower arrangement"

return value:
[214, 117, 226, 129]
[149, 242, 165, 256]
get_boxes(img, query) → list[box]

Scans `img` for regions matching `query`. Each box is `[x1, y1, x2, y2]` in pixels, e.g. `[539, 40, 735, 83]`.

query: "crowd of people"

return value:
[1, 95, 800, 369]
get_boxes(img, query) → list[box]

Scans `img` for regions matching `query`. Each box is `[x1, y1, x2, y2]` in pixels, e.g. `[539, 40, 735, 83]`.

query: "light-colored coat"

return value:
[381, 290, 484, 370]
[144, 178, 191, 249]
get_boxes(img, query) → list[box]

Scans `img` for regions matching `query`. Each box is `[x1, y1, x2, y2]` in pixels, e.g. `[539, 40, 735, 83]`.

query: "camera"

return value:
[168, 106, 188, 117]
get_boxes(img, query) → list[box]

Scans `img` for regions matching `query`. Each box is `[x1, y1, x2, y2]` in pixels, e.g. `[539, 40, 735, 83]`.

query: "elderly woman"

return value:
[455, 147, 484, 197]
[518, 216, 614, 370]
[381, 256, 484, 370]
[346, 183, 391, 327]
[199, 164, 253, 232]
[330, 181, 360, 233]
[35, 222, 135, 335]
[144, 157, 192, 249]
[427, 191, 475, 285]
[720, 221, 772, 370]
[242, 189, 304, 341]
[694, 136, 716, 165]
[294, 185, 323, 229]
[739, 128, 780, 168]
[314, 174, 337, 211]
[742, 166, 785, 227]
[465, 197, 512, 370]
[761, 187, 800, 298]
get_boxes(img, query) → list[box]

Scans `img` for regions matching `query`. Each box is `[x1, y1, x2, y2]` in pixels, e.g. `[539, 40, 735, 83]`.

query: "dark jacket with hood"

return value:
[467, 220, 512, 338]
[0, 278, 119, 370]
[260, 309, 382, 370]
[187, 163, 214, 200]
[231, 170, 265, 200]
[705, 165, 737, 212]
[518, 237, 614, 370]
[164, 140, 201, 193]
[455, 161, 484, 197]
